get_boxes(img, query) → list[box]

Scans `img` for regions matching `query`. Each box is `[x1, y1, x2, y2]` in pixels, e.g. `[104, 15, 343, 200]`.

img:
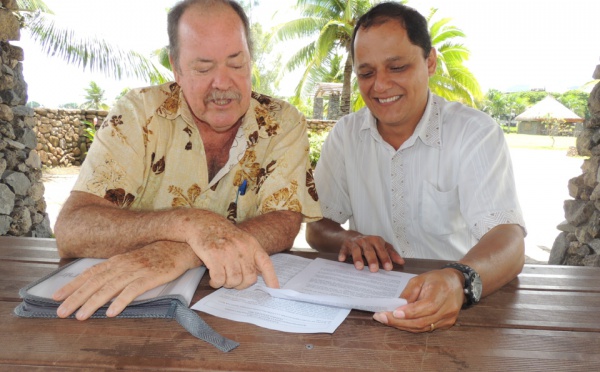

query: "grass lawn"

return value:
[504, 133, 576, 151]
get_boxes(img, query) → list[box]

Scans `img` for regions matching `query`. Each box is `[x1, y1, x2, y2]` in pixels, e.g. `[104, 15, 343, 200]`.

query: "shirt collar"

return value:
[412, 91, 442, 149]
[360, 91, 442, 149]
[156, 83, 264, 144]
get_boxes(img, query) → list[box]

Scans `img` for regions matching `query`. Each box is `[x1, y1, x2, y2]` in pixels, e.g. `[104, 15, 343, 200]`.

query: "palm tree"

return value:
[480, 89, 508, 121]
[16, 0, 170, 84]
[273, 0, 374, 116]
[276, 2, 482, 114]
[426, 8, 482, 107]
[81, 81, 109, 110]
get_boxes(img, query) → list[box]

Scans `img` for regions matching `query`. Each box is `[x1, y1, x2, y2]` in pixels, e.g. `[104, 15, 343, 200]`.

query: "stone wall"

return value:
[34, 108, 107, 167]
[307, 119, 335, 134]
[549, 66, 600, 267]
[32, 113, 326, 168]
[0, 0, 51, 237]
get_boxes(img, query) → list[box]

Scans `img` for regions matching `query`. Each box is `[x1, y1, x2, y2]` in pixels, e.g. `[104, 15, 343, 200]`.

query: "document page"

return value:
[192, 254, 417, 333]
[274, 258, 416, 312]
[192, 254, 351, 333]
[27, 258, 206, 306]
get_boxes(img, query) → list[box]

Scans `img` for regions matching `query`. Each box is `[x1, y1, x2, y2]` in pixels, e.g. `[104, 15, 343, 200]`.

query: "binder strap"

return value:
[173, 301, 239, 352]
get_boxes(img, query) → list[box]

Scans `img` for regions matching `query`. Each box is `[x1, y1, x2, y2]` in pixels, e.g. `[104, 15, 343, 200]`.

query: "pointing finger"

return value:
[255, 251, 279, 288]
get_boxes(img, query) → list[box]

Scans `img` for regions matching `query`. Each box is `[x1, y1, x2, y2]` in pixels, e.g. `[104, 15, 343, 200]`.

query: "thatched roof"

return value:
[515, 95, 583, 123]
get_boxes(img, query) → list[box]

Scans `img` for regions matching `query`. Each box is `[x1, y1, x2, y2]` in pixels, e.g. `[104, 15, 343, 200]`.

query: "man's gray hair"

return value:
[167, 0, 253, 72]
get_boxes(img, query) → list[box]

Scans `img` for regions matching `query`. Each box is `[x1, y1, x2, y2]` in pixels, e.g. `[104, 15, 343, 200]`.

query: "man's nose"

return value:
[211, 65, 234, 90]
[373, 71, 392, 92]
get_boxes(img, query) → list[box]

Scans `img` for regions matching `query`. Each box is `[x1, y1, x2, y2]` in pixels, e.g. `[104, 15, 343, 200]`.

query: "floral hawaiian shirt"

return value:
[74, 82, 322, 224]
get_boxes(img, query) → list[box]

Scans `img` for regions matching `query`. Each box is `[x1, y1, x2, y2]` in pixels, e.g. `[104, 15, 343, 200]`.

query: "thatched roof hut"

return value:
[515, 95, 583, 135]
[515, 95, 583, 123]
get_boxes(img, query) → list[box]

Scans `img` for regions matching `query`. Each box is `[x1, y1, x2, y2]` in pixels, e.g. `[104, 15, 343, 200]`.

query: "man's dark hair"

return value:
[167, 0, 253, 72]
[351, 2, 432, 62]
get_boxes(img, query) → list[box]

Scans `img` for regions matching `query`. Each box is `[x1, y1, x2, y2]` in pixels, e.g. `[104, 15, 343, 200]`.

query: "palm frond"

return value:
[16, 0, 53, 13]
[27, 12, 169, 83]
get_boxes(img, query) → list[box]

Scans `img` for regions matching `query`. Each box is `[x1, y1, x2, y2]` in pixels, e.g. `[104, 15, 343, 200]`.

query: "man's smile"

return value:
[377, 95, 401, 104]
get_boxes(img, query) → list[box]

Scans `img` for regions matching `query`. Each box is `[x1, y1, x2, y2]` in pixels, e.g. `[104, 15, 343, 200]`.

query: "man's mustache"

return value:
[204, 90, 242, 104]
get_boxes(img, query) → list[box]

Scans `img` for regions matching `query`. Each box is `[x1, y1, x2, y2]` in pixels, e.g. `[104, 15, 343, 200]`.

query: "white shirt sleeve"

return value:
[314, 121, 353, 224]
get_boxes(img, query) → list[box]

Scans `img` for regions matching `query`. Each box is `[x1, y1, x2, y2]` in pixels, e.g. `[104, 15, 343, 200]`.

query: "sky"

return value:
[13, 0, 600, 107]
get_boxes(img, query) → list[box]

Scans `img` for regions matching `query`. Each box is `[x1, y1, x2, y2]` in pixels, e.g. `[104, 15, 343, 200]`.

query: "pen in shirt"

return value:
[235, 179, 248, 207]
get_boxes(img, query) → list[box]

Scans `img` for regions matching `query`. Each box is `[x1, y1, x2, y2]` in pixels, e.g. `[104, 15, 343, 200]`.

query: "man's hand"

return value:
[372, 268, 464, 332]
[184, 213, 279, 290]
[339, 235, 405, 272]
[53, 241, 201, 320]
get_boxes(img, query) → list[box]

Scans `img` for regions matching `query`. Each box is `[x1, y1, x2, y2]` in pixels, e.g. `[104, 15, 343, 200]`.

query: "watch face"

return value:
[470, 273, 483, 302]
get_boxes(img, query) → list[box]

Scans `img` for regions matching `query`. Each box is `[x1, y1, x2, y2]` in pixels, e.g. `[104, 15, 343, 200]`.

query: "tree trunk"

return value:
[340, 52, 353, 116]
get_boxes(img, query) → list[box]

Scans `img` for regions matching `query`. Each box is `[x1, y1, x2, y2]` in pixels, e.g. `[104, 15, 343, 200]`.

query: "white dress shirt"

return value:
[314, 93, 526, 260]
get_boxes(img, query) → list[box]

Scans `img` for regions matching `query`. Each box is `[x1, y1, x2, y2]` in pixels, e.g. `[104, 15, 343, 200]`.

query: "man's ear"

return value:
[427, 48, 437, 76]
[169, 55, 180, 82]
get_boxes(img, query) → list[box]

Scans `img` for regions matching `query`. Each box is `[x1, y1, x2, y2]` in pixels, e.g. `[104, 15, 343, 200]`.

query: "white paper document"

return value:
[192, 254, 416, 333]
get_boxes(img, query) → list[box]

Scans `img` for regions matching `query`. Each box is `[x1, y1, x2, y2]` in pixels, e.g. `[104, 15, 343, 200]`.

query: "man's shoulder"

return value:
[251, 92, 298, 116]
[332, 108, 370, 133]
[125, 82, 179, 99]
[434, 95, 496, 129]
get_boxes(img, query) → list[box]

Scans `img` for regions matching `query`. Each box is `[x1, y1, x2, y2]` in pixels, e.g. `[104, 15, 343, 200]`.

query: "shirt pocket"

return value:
[420, 181, 462, 236]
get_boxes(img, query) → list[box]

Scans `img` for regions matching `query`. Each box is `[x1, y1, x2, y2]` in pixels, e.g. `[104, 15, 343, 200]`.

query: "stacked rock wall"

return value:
[307, 119, 335, 134]
[550, 68, 600, 266]
[0, 0, 51, 237]
[32, 115, 329, 168]
[34, 109, 107, 167]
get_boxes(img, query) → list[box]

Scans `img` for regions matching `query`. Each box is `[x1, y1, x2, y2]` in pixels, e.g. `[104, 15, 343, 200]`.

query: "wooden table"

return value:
[2, 237, 600, 371]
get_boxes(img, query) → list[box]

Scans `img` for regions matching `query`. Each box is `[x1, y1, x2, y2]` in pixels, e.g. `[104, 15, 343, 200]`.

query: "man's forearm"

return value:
[460, 224, 525, 297]
[305, 218, 361, 253]
[237, 210, 303, 254]
[54, 191, 230, 258]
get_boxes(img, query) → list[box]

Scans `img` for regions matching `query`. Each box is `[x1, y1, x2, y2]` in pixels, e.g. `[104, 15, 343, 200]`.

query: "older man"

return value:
[53, 0, 321, 320]
[307, 2, 526, 333]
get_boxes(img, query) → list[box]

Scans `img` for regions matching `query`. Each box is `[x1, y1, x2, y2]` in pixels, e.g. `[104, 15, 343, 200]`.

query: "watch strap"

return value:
[442, 262, 480, 309]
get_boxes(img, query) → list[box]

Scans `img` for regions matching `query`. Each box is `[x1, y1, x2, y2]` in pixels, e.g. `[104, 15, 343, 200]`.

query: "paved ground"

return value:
[42, 148, 584, 264]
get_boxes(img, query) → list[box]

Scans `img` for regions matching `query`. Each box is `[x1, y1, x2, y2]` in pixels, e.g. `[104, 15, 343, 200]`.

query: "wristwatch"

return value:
[442, 263, 482, 309]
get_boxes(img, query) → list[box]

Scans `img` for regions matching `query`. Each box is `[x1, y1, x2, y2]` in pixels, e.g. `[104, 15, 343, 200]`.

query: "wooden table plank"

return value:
[457, 288, 600, 332]
[512, 264, 600, 292]
[2, 301, 599, 371]
[0, 237, 61, 264]
[3, 237, 600, 370]
[0, 261, 61, 302]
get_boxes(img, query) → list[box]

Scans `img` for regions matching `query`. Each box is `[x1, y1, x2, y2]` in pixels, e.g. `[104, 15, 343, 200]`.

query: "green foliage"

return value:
[81, 81, 109, 110]
[82, 120, 96, 144]
[480, 89, 527, 128]
[250, 23, 282, 96]
[509, 91, 548, 106]
[26, 101, 41, 108]
[289, 96, 314, 119]
[58, 102, 79, 109]
[307, 130, 329, 167]
[542, 115, 570, 147]
[556, 90, 590, 120]
[480, 89, 589, 127]
[115, 88, 131, 103]
[426, 8, 482, 107]
[273, 0, 374, 115]
[276, 2, 481, 115]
